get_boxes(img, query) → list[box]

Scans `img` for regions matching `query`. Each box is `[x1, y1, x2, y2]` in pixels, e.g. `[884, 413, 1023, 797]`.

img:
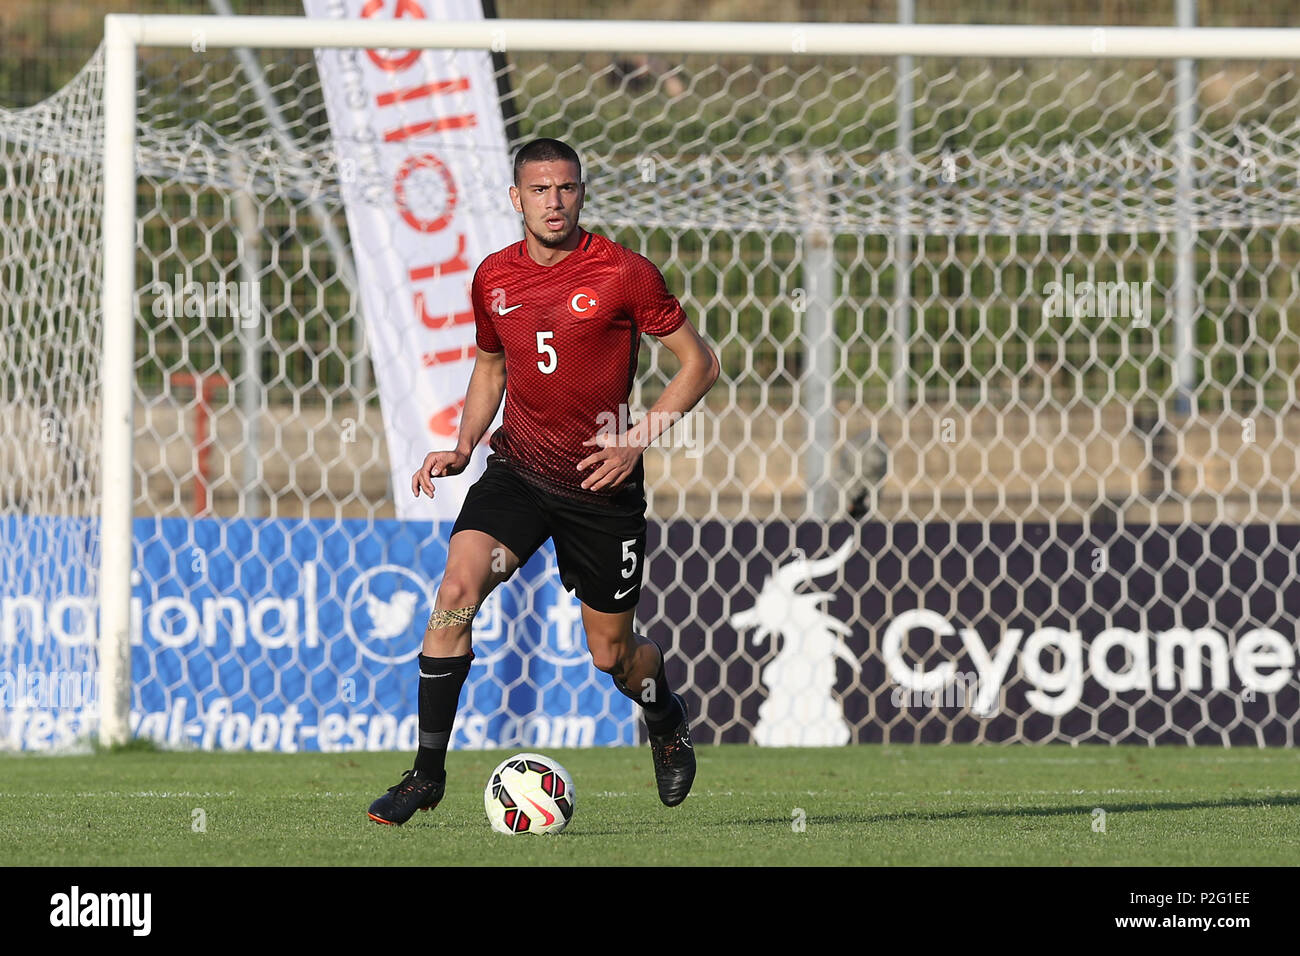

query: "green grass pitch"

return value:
[3, 745, 1298, 866]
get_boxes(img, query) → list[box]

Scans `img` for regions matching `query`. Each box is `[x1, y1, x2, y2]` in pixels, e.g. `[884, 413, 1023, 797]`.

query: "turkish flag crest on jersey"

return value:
[568, 287, 599, 317]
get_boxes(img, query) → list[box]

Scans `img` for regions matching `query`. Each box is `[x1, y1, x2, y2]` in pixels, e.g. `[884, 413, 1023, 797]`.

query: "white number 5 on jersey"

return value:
[536, 330, 557, 374]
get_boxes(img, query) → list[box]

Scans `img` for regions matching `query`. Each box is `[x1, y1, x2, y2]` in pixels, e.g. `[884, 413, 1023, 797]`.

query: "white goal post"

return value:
[69, 14, 1300, 748]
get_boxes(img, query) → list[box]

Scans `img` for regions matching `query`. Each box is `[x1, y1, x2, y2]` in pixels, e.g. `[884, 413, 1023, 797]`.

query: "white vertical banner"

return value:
[304, 0, 519, 518]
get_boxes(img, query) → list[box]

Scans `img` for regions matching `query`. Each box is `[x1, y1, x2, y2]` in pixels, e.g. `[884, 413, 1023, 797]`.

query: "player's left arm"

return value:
[578, 319, 719, 491]
[626, 320, 719, 448]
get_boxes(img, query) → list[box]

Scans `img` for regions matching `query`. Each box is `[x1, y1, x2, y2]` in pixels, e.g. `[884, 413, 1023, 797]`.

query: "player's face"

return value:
[510, 160, 585, 248]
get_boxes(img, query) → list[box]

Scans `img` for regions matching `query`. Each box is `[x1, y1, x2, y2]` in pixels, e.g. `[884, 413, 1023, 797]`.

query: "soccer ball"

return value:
[484, 753, 575, 835]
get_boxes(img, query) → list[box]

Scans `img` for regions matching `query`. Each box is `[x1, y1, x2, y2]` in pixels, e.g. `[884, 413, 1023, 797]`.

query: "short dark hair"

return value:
[512, 138, 582, 185]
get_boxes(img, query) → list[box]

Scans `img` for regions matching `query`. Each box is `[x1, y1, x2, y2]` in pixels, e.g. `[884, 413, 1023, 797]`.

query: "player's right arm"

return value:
[452, 346, 507, 459]
[412, 261, 508, 498]
[411, 348, 506, 498]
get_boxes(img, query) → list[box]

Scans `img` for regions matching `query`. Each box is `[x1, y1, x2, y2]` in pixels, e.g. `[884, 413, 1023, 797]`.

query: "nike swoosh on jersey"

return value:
[496, 303, 523, 315]
[614, 585, 637, 600]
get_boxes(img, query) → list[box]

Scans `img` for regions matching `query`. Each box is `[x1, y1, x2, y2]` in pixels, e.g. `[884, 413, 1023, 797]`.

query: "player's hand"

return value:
[577, 432, 643, 492]
[412, 450, 470, 498]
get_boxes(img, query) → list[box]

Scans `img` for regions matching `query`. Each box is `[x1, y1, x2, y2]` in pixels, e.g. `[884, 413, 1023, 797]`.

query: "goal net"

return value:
[2, 16, 1298, 752]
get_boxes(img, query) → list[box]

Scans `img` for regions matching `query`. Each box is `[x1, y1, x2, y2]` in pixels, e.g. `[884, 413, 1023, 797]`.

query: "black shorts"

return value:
[450, 458, 647, 613]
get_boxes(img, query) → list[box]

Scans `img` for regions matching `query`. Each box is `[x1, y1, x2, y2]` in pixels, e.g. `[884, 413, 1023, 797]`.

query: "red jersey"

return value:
[470, 228, 687, 502]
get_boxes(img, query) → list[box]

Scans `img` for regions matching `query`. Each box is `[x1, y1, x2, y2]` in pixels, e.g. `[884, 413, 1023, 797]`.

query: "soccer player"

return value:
[367, 138, 720, 825]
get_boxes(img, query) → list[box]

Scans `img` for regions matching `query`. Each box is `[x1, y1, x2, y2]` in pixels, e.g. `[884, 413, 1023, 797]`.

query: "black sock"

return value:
[612, 639, 683, 734]
[413, 653, 472, 776]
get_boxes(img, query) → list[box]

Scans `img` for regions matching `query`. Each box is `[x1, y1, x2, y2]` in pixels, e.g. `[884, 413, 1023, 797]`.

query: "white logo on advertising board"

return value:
[344, 566, 434, 666]
[729, 540, 860, 746]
